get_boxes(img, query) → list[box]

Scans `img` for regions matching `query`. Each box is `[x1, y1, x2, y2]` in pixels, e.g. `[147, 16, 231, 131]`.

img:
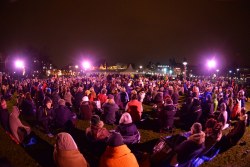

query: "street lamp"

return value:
[14, 60, 25, 78]
[183, 61, 187, 80]
[82, 61, 91, 70]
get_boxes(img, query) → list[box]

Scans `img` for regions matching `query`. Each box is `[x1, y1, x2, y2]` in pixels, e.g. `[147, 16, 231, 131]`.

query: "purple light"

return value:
[207, 59, 216, 68]
[15, 60, 24, 69]
[82, 61, 91, 69]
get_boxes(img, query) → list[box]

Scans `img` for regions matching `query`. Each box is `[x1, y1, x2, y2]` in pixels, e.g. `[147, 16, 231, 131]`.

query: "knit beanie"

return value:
[107, 132, 124, 147]
[119, 112, 133, 124]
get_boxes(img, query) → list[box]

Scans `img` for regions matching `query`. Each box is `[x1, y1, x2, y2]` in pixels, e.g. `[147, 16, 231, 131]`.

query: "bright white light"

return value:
[216, 69, 219, 72]
[139, 66, 143, 69]
[207, 59, 216, 68]
[229, 70, 232, 73]
[82, 61, 91, 69]
[183, 62, 187, 66]
[169, 70, 173, 74]
[75, 65, 79, 69]
[15, 60, 24, 69]
[237, 68, 239, 71]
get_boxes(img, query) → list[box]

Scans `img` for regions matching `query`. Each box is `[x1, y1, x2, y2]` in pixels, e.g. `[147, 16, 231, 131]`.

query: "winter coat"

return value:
[21, 99, 36, 116]
[80, 102, 94, 120]
[99, 145, 139, 167]
[54, 133, 88, 167]
[54, 105, 74, 128]
[125, 100, 143, 122]
[159, 104, 176, 129]
[64, 91, 73, 106]
[86, 123, 110, 142]
[116, 123, 140, 144]
[103, 102, 119, 125]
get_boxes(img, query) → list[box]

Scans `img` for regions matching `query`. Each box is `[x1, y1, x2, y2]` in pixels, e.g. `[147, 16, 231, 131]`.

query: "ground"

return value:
[0, 97, 250, 167]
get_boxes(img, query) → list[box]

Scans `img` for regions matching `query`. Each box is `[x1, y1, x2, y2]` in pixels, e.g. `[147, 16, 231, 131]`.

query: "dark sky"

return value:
[0, 0, 250, 68]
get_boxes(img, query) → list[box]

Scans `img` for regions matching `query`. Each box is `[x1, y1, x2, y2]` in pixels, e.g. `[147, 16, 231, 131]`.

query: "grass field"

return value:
[0, 97, 250, 167]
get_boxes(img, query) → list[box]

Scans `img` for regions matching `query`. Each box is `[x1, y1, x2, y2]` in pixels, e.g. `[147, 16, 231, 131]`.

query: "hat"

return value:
[82, 96, 89, 102]
[85, 90, 91, 96]
[119, 112, 132, 124]
[58, 99, 65, 106]
[90, 115, 101, 126]
[107, 132, 124, 147]
[107, 94, 114, 99]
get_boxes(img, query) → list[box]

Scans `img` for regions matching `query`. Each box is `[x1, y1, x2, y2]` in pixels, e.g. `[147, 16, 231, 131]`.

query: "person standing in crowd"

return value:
[37, 97, 54, 137]
[9, 106, 31, 144]
[63, 87, 73, 107]
[119, 87, 129, 109]
[158, 98, 176, 132]
[99, 132, 139, 167]
[54, 132, 89, 167]
[74, 87, 85, 112]
[102, 94, 119, 125]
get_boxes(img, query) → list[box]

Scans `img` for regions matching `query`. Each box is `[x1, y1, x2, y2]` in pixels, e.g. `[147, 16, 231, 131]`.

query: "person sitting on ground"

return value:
[37, 97, 54, 137]
[86, 115, 110, 142]
[217, 103, 228, 130]
[54, 99, 76, 130]
[99, 132, 139, 167]
[219, 108, 247, 152]
[102, 94, 119, 125]
[125, 92, 143, 122]
[204, 118, 223, 152]
[170, 122, 205, 167]
[115, 112, 140, 145]
[54, 132, 89, 167]
[98, 88, 108, 106]
[21, 92, 36, 117]
[79, 96, 94, 120]
[0, 98, 10, 132]
[9, 106, 31, 144]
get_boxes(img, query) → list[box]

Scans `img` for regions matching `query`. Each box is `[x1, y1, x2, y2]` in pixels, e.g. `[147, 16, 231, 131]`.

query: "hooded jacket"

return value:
[99, 145, 139, 167]
[54, 132, 88, 167]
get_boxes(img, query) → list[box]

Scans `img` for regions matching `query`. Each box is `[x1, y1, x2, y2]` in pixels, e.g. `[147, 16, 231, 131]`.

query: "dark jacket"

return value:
[80, 102, 94, 120]
[21, 99, 36, 116]
[0, 108, 10, 132]
[54, 105, 74, 128]
[159, 104, 176, 129]
[116, 123, 140, 144]
[37, 106, 54, 122]
[103, 102, 119, 125]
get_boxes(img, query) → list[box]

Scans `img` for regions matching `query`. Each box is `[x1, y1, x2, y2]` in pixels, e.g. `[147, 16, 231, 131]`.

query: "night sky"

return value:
[0, 0, 250, 68]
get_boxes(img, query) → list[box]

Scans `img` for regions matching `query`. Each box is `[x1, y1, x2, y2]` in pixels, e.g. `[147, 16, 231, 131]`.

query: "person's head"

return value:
[107, 94, 115, 104]
[0, 99, 7, 109]
[25, 92, 32, 100]
[165, 98, 173, 105]
[55, 132, 78, 151]
[101, 88, 107, 94]
[90, 115, 103, 127]
[239, 107, 247, 121]
[44, 97, 52, 109]
[107, 132, 124, 147]
[131, 93, 138, 100]
[191, 122, 202, 134]
[119, 112, 133, 124]
[58, 99, 65, 106]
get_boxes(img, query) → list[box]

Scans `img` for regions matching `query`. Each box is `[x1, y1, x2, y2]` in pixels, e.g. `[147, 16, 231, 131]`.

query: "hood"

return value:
[56, 132, 78, 151]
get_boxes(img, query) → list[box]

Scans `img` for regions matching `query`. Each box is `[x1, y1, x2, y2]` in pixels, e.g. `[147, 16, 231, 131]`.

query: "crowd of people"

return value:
[0, 73, 249, 167]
